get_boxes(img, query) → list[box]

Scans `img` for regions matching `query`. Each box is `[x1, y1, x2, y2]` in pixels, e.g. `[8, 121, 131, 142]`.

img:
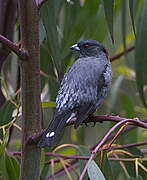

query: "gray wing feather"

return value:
[56, 56, 111, 127]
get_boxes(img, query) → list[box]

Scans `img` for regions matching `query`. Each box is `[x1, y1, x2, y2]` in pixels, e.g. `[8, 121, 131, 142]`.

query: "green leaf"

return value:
[40, 1, 62, 74]
[120, 95, 135, 118]
[103, 0, 114, 43]
[109, 76, 124, 112]
[78, 146, 90, 180]
[40, 43, 56, 89]
[0, 153, 20, 180]
[0, 101, 15, 126]
[42, 101, 55, 108]
[88, 160, 106, 180]
[135, 1, 147, 108]
[95, 151, 113, 180]
[40, 149, 45, 174]
[121, 0, 127, 49]
[5, 154, 20, 180]
[48, 75, 59, 101]
[129, 0, 136, 36]
[0, 153, 9, 180]
[126, 147, 143, 157]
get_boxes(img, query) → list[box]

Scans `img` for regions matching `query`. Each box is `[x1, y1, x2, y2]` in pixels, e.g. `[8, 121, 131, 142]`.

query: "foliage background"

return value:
[0, 0, 147, 179]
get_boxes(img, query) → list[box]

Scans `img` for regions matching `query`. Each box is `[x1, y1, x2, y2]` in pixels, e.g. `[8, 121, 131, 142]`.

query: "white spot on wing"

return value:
[46, 131, 55, 138]
[49, 132, 55, 137]
[46, 132, 50, 138]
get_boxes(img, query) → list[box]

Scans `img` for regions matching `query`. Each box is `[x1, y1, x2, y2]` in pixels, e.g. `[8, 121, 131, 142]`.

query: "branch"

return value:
[45, 152, 89, 161]
[43, 122, 147, 179]
[109, 140, 147, 151]
[108, 157, 147, 161]
[10, 140, 147, 163]
[79, 118, 147, 180]
[44, 140, 147, 163]
[28, 115, 147, 144]
[0, 35, 28, 60]
[110, 46, 135, 61]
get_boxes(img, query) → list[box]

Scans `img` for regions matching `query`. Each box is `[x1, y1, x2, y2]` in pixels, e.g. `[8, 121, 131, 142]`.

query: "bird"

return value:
[38, 40, 112, 147]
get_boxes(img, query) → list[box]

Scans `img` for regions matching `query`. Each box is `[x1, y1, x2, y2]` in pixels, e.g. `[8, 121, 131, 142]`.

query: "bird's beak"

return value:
[70, 44, 80, 51]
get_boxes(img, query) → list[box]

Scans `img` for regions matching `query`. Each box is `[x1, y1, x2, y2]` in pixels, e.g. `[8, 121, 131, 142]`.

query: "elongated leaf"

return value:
[40, 43, 56, 90]
[5, 154, 20, 180]
[40, 149, 45, 174]
[129, 0, 136, 36]
[78, 146, 90, 180]
[135, 1, 147, 108]
[0, 154, 9, 180]
[121, 0, 127, 49]
[103, 0, 114, 43]
[88, 160, 106, 180]
[120, 95, 135, 118]
[108, 76, 124, 112]
[61, 0, 101, 58]
[0, 101, 15, 126]
[40, 1, 62, 73]
[0, 153, 20, 180]
[123, 147, 147, 179]
[95, 150, 113, 180]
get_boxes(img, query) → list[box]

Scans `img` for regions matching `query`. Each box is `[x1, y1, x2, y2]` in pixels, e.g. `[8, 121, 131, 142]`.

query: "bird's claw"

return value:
[84, 122, 88, 127]
[91, 122, 96, 127]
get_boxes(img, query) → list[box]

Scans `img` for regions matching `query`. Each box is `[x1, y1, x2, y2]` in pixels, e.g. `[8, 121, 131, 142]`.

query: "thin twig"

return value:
[109, 157, 147, 161]
[43, 123, 147, 179]
[79, 118, 147, 180]
[110, 46, 135, 61]
[110, 141, 147, 151]
[0, 35, 29, 60]
[11, 139, 147, 162]
[45, 152, 89, 161]
[46, 160, 78, 180]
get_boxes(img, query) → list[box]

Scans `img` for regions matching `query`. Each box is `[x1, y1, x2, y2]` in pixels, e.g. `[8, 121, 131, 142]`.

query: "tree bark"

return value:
[18, 0, 42, 179]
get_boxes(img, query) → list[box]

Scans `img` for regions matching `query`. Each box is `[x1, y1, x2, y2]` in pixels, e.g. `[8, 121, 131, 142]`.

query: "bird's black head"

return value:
[70, 40, 108, 58]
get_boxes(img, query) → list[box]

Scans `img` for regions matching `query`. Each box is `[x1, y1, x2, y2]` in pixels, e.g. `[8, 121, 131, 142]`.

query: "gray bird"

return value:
[38, 40, 112, 147]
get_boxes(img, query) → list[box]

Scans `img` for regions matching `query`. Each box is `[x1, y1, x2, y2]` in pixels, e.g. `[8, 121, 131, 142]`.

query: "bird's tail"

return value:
[38, 111, 72, 147]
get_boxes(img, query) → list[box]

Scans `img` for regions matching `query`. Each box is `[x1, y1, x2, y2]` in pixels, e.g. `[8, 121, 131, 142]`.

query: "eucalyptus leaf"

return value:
[109, 76, 124, 112]
[88, 160, 106, 180]
[0, 153, 20, 180]
[103, 0, 114, 42]
[0, 101, 15, 126]
[129, 0, 136, 36]
[121, 0, 127, 49]
[78, 146, 90, 180]
[40, 1, 61, 73]
[135, 1, 147, 108]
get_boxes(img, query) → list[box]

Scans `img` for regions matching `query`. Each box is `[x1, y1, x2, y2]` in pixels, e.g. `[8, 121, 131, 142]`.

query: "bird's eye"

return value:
[83, 44, 90, 48]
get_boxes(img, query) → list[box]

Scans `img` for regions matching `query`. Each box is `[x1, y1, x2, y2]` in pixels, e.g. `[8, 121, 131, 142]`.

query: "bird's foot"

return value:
[91, 121, 96, 127]
[84, 122, 88, 127]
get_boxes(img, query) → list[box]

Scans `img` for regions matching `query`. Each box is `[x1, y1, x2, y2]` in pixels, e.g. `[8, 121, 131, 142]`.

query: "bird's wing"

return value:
[56, 57, 110, 128]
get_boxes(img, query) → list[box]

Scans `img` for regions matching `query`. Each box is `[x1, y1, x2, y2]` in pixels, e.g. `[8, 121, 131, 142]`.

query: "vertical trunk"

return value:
[18, 0, 42, 179]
